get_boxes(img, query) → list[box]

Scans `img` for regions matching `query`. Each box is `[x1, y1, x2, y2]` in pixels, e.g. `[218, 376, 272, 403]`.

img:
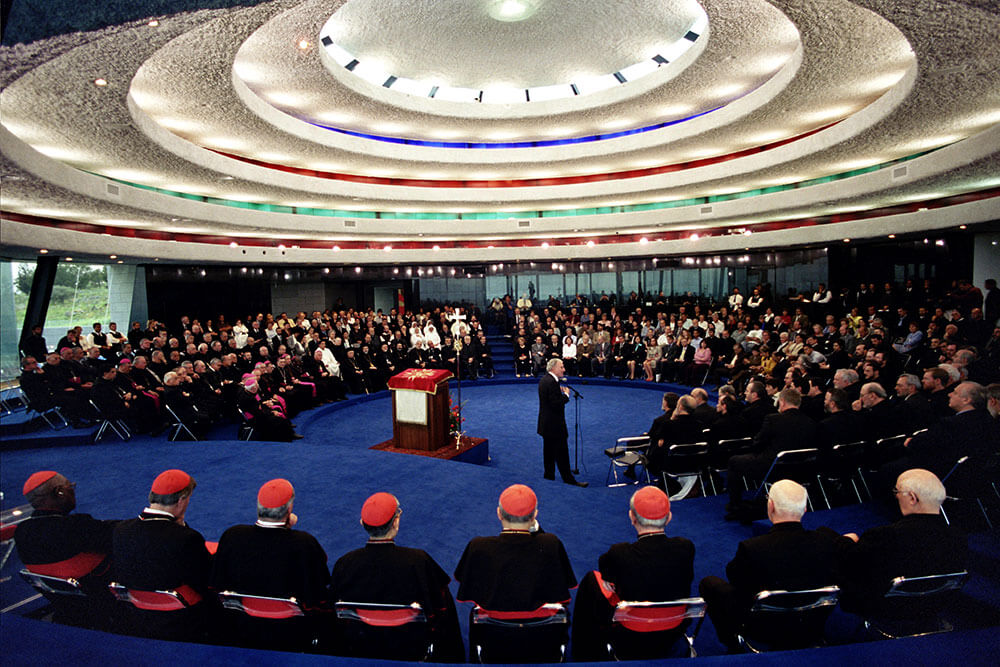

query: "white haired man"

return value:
[700, 480, 840, 651]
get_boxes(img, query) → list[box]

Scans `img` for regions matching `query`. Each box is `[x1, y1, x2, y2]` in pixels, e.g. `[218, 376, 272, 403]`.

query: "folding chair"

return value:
[164, 404, 197, 441]
[864, 571, 968, 639]
[607, 597, 706, 660]
[1, 386, 27, 415]
[109, 581, 201, 610]
[20, 569, 87, 597]
[605, 436, 652, 487]
[21, 392, 68, 430]
[707, 437, 754, 494]
[752, 448, 830, 510]
[89, 400, 131, 443]
[219, 591, 305, 618]
[218, 591, 317, 651]
[469, 603, 569, 663]
[237, 412, 255, 441]
[335, 601, 433, 661]
[736, 586, 840, 653]
[662, 442, 711, 500]
[941, 456, 993, 530]
[824, 441, 870, 504]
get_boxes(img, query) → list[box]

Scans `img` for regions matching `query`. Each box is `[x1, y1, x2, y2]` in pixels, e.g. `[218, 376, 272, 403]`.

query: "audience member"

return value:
[330, 492, 463, 661]
[700, 480, 839, 651]
[571, 486, 695, 660]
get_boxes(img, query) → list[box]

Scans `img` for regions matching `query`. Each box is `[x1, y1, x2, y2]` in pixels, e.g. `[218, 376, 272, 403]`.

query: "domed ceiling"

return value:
[1, 0, 998, 266]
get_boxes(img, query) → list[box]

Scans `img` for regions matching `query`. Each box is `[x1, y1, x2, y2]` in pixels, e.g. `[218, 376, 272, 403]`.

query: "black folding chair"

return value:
[864, 571, 968, 639]
[752, 448, 831, 510]
[89, 400, 131, 443]
[605, 436, 652, 487]
[165, 404, 198, 441]
[607, 597, 706, 660]
[334, 601, 433, 661]
[824, 441, 870, 504]
[707, 437, 754, 494]
[941, 456, 993, 530]
[662, 442, 711, 500]
[469, 603, 569, 663]
[736, 586, 840, 653]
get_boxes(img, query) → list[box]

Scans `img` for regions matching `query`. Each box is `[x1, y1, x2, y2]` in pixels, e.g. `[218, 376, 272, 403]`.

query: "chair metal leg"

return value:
[814, 476, 832, 510]
[976, 498, 993, 530]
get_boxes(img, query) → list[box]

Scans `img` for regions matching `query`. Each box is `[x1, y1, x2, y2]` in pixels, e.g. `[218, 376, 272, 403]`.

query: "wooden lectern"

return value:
[387, 369, 453, 451]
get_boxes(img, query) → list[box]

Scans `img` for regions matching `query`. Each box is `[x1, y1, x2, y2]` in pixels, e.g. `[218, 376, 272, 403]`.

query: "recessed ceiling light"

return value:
[298, 39, 310, 50]
[147, 20, 159, 27]
[94, 78, 108, 87]
[488, 0, 538, 22]
[39, 249, 48, 254]
[65, 257, 73, 261]
[109, 254, 117, 259]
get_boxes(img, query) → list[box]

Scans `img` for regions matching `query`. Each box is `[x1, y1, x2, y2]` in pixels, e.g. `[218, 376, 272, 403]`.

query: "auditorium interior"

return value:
[1, 0, 999, 664]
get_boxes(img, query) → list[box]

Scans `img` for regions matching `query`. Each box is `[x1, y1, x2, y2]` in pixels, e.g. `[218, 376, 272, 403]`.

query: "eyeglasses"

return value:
[892, 487, 917, 502]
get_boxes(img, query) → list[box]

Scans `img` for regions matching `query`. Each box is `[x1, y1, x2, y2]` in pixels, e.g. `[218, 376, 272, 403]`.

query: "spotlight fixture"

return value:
[94, 78, 108, 87]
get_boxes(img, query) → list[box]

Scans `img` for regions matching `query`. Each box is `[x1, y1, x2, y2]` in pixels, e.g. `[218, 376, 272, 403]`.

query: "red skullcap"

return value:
[244, 376, 258, 388]
[257, 478, 294, 508]
[118, 359, 130, 365]
[151, 469, 191, 495]
[23, 471, 58, 496]
[632, 486, 670, 521]
[499, 484, 537, 516]
[361, 492, 398, 526]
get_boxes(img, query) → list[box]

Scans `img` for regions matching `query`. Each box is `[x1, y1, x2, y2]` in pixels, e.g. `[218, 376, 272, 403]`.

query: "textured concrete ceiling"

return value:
[1, 0, 998, 265]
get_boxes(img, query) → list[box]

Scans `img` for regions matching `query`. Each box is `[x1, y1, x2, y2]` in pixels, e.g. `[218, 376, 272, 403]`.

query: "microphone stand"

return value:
[566, 384, 583, 474]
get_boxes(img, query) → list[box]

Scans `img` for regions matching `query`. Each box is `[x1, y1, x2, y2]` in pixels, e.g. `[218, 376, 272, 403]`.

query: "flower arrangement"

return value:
[448, 393, 466, 435]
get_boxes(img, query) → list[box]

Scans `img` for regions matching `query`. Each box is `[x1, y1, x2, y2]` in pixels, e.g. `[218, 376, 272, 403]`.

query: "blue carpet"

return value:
[2, 379, 998, 662]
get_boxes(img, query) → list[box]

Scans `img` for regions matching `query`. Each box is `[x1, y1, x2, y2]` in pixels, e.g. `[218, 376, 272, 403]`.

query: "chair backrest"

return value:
[335, 601, 427, 627]
[20, 569, 86, 597]
[667, 442, 710, 457]
[219, 591, 305, 619]
[612, 598, 706, 633]
[714, 437, 753, 456]
[615, 436, 650, 453]
[164, 403, 184, 424]
[885, 571, 968, 598]
[109, 582, 200, 611]
[751, 586, 840, 613]
[471, 603, 569, 628]
[942, 456, 970, 484]
[774, 448, 820, 466]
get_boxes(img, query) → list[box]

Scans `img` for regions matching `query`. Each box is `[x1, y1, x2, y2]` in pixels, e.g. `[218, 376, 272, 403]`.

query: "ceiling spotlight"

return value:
[94, 78, 108, 87]
[587, 240, 596, 247]
[39, 248, 48, 254]
[65, 257, 73, 261]
[116, 260, 124, 264]
[354, 267, 362, 273]
[888, 234, 896, 239]
[332, 245, 341, 251]
[147, 19, 159, 27]
[843, 238, 851, 243]
[489, 0, 538, 22]
[109, 254, 117, 259]
[639, 237, 648, 245]
[541, 241, 550, 248]
[433, 245, 441, 251]
[959, 224, 967, 230]
[298, 39, 311, 50]
[690, 233, 699, 241]
[229, 241, 238, 248]
[323, 268, 330, 274]
[383, 245, 392, 252]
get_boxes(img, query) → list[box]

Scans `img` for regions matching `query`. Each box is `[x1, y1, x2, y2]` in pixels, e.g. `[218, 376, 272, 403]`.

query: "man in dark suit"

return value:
[111, 469, 214, 641]
[819, 388, 865, 451]
[537, 358, 586, 487]
[726, 388, 819, 515]
[700, 480, 840, 651]
[830, 469, 966, 617]
[739, 381, 775, 436]
[884, 381, 1000, 494]
[891, 373, 932, 432]
[571, 486, 695, 660]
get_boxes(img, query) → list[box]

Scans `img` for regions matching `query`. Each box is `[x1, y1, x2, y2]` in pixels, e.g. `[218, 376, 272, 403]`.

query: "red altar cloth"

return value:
[387, 368, 453, 394]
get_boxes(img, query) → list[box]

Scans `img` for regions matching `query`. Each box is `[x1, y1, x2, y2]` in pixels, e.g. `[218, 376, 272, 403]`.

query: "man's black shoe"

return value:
[571, 481, 589, 488]
[291, 433, 305, 440]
